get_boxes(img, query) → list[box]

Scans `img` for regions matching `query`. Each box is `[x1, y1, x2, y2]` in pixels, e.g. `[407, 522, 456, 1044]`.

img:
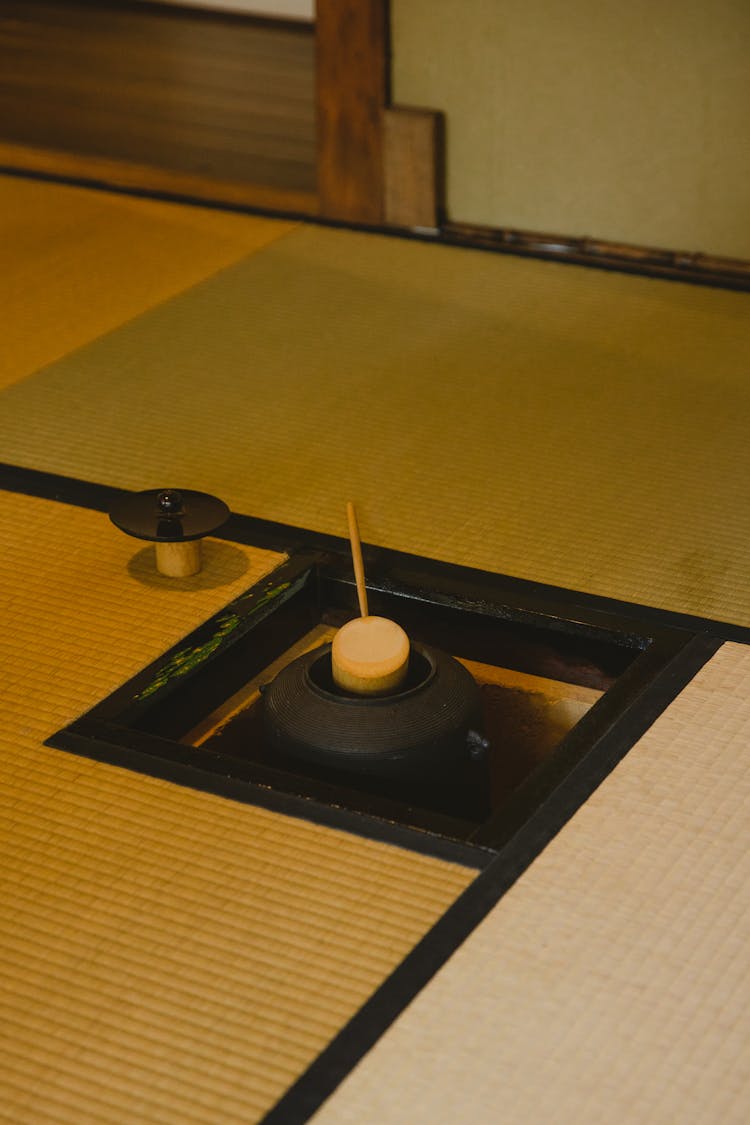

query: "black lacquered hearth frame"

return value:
[44, 541, 701, 865]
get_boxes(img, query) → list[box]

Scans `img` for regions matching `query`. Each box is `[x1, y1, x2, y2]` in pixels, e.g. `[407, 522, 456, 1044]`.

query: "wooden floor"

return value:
[0, 0, 316, 204]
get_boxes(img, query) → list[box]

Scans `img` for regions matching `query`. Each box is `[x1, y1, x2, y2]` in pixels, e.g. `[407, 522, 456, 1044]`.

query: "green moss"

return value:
[136, 579, 291, 700]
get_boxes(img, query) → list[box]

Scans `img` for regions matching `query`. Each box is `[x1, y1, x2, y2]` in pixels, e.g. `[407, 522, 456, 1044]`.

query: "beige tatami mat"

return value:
[1, 224, 749, 624]
[0, 492, 475, 1123]
[313, 640, 750, 1125]
[0, 174, 295, 390]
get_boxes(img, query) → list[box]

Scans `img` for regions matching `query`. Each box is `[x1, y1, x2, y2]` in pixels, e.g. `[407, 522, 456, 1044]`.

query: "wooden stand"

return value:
[155, 540, 202, 578]
[110, 488, 229, 580]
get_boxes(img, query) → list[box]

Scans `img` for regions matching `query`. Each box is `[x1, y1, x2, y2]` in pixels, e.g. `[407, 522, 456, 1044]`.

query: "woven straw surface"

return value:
[0, 174, 295, 390]
[3, 176, 749, 1123]
[314, 641, 750, 1125]
[0, 491, 475, 1124]
[2, 223, 749, 624]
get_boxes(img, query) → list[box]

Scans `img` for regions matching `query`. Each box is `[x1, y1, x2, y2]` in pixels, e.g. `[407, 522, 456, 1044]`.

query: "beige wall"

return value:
[392, 0, 750, 258]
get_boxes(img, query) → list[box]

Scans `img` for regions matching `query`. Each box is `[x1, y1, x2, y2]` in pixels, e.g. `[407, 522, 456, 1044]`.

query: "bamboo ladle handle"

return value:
[331, 503, 410, 695]
[347, 500, 369, 618]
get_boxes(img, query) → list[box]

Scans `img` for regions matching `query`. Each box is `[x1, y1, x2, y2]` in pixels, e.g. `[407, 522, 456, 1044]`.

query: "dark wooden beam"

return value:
[315, 0, 389, 224]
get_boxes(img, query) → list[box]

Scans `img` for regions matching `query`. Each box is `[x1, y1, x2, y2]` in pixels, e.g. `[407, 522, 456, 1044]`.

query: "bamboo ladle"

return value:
[331, 503, 410, 695]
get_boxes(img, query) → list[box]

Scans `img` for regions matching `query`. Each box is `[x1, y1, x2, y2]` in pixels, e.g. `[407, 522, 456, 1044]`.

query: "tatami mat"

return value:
[1, 223, 748, 625]
[0, 174, 295, 390]
[0, 491, 475, 1123]
[313, 640, 750, 1125]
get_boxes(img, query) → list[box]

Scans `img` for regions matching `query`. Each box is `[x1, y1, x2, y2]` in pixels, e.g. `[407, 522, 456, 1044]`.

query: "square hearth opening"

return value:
[52, 549, 680, 854]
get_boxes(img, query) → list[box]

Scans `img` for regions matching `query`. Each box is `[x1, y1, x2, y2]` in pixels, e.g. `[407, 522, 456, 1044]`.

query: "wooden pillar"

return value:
[315, 0, 389, 224]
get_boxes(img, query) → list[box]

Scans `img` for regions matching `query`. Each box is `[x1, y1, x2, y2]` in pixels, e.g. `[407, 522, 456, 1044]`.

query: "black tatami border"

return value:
[3, 461, 750, 646]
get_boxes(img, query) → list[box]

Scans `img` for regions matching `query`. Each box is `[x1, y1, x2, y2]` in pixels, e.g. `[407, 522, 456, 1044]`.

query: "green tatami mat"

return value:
[0, 174, 296, 390]
[2, 224, 749, 625]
